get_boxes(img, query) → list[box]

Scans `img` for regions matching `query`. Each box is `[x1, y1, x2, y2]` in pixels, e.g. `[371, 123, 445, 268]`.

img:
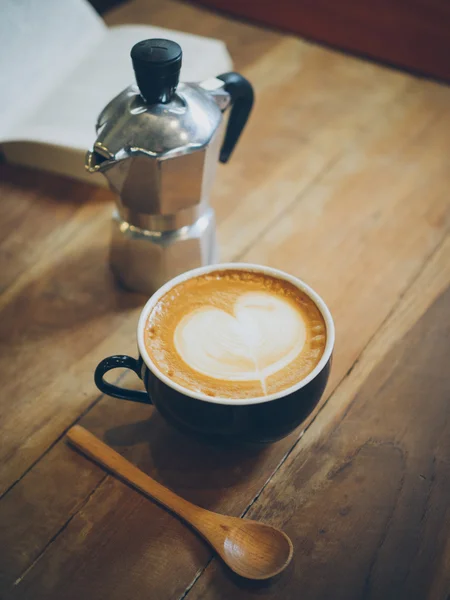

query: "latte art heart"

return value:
[174, 292, 306, 392]
[144, 269, 327, 399]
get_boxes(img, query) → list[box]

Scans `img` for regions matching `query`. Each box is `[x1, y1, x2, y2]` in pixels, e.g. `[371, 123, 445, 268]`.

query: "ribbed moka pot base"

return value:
[86, 39, 253, 293]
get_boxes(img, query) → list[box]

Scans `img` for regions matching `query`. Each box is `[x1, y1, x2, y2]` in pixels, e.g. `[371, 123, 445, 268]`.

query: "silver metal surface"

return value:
[110, 209, 218, 295]
[86, 80, 229, 220]
[86, 77, 229, 293]
[119, 204, 205, 232]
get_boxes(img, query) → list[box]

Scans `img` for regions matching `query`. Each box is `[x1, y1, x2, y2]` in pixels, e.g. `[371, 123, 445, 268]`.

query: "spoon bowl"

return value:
[219, 520, 293, 579]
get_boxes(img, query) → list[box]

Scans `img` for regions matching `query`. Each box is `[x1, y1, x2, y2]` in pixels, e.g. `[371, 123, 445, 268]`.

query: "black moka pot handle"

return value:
[217, 73, 254, 163]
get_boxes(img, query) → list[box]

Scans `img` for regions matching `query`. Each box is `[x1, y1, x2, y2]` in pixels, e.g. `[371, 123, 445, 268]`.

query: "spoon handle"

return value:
[67, 425, 204, 524]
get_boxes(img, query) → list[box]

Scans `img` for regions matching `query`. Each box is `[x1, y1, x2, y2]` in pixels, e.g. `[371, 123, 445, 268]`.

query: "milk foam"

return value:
[174, 291, 306, 393]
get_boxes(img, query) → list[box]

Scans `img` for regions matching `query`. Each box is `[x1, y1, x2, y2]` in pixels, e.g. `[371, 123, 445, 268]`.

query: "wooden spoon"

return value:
[67, 425, 293, 580]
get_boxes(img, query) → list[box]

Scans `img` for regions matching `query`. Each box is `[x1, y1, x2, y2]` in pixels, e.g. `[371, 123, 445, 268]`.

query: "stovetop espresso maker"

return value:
[86, 38, 253, 294]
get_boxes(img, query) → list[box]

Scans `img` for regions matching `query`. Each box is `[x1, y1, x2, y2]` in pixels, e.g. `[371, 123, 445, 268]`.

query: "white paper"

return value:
[0, 0, 105, 140]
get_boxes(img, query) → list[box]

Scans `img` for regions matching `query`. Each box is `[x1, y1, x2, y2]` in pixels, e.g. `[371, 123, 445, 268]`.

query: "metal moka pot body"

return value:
[86, 39, 253, 294]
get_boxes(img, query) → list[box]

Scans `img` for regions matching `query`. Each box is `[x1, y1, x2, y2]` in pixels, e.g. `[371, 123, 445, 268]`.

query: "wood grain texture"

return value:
[0, 0, 450, 598]
[0, 167, 97, 294]
[186, 238, 450, 600]
[194, 0, 450, 82]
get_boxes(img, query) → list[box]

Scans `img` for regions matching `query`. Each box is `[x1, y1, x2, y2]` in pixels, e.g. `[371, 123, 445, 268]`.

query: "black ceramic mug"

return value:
[94, 264, 335, 444]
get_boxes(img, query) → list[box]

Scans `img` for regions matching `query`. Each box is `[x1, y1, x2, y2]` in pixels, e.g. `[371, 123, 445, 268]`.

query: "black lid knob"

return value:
[131, 39, 182, 104]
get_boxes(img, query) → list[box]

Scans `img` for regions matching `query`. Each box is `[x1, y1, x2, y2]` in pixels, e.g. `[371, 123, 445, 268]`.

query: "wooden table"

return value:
[1, 1, 449, 598]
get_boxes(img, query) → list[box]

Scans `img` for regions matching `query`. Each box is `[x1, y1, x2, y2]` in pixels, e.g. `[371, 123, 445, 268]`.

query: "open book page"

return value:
[8, 24, 233, 150]
[0, 0, 105, 141]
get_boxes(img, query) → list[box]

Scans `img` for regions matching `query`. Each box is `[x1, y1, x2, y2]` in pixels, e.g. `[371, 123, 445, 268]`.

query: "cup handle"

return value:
[94, 355, 151, 404]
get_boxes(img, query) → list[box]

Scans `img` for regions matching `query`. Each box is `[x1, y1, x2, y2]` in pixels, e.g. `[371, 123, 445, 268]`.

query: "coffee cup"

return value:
[94, 263, 335, 444]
